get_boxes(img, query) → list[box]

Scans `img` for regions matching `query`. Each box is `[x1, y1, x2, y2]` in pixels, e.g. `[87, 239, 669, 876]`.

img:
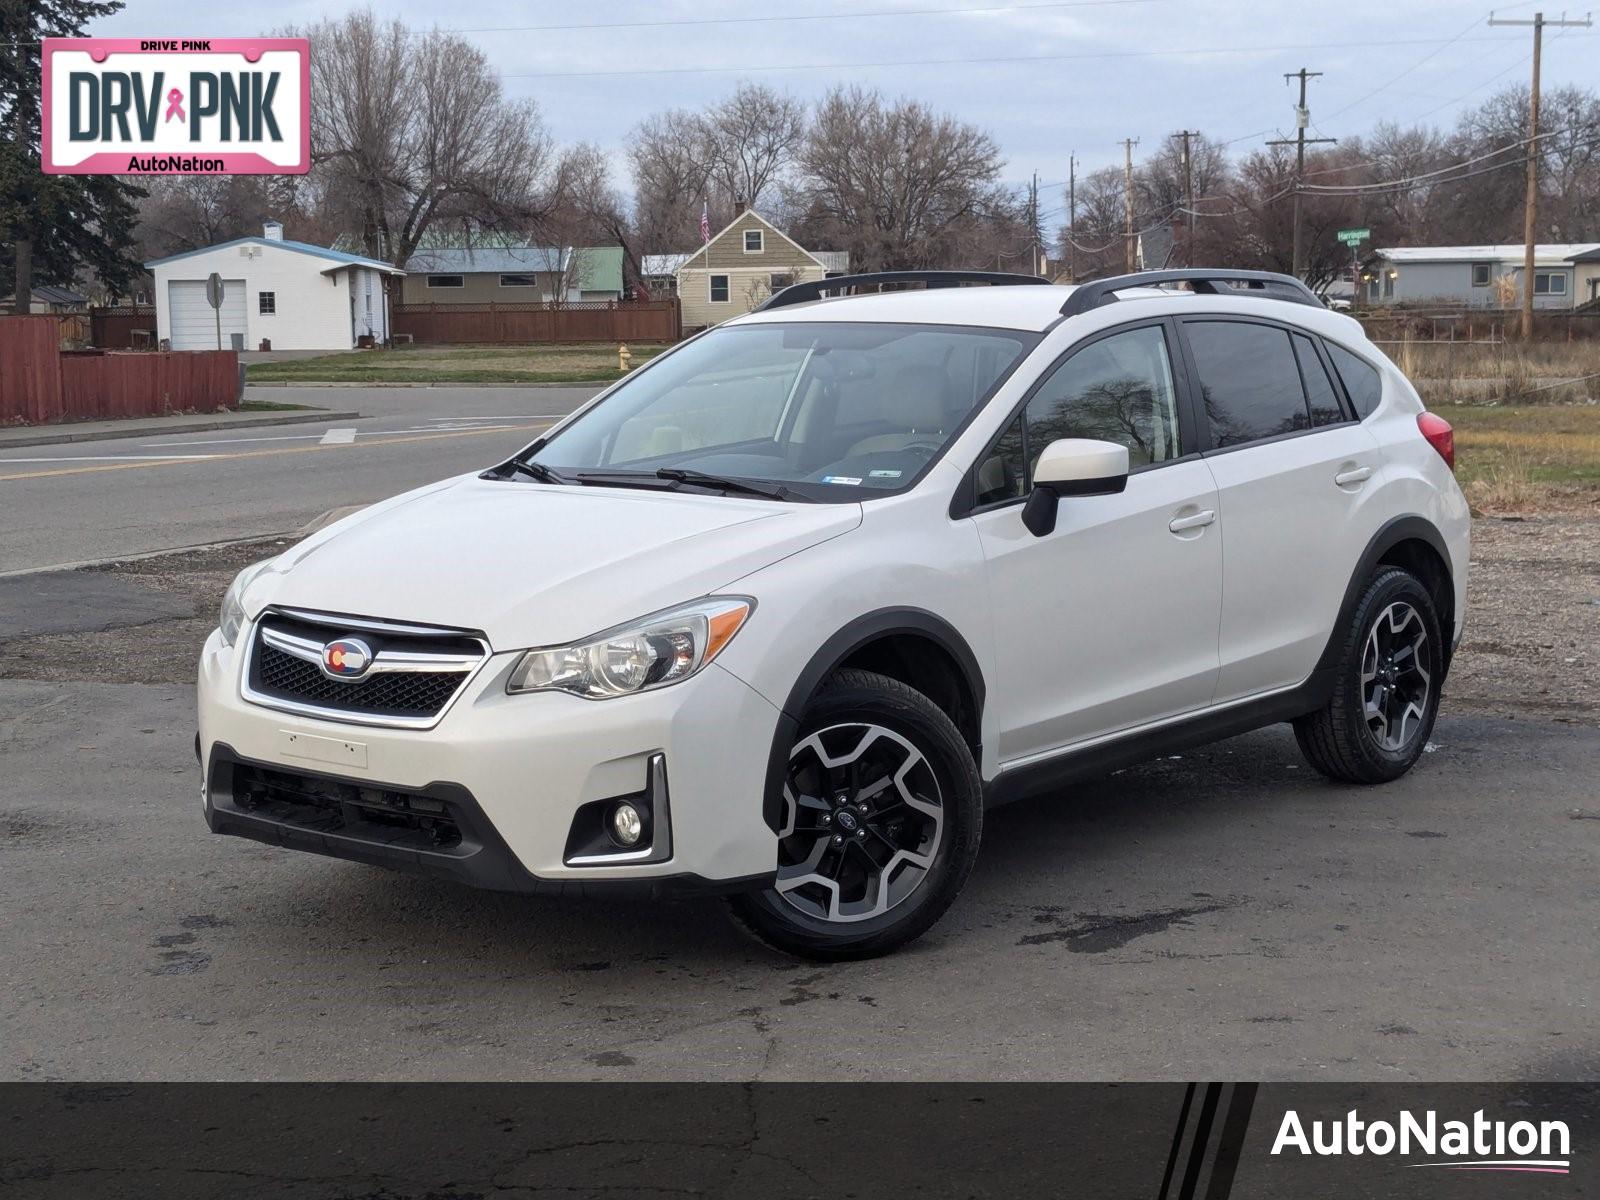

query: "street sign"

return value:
[206, 273, 224, 350]
[1337, 228, 1371, 246]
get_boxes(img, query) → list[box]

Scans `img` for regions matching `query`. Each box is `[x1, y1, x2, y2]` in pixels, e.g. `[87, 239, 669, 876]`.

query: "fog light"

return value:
[610, 802, 644, 847]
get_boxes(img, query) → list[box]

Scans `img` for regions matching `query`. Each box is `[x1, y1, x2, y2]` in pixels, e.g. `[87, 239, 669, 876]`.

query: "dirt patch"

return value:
[0, 520, 1594, 726]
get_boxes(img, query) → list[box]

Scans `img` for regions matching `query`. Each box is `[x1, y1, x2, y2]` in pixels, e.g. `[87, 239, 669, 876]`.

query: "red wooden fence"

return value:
[91, 305, 158, 349]
[392, 299, 681, 345]
[1, 316, 237, 424]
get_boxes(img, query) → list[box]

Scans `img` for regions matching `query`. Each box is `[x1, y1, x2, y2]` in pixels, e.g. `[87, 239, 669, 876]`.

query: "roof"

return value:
[812, 250, 850, 274]
[145, 237, 403, 275]
[642, 253, 693, 277]
[574, 246, 624, 294]
[1377, 243, 1600, 267]
[406, 246, 568, 274]
[1568, 246, 1600, 263]
[26, 284, 89, 305]
[729, 280, 1365, 337]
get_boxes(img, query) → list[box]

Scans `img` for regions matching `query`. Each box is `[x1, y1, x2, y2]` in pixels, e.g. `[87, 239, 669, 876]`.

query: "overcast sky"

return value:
[99, 0, 1596, 219]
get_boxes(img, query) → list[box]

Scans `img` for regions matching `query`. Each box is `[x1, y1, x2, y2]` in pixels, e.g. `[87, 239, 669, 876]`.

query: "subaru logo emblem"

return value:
[320, 637, 373, 681]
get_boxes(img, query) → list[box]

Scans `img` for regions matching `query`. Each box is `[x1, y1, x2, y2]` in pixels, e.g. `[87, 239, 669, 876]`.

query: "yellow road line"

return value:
[0, 423, 551, 483]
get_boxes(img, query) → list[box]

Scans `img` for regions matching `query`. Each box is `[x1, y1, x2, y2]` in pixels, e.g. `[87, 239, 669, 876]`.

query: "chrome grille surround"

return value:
[240, 607, 491, 730]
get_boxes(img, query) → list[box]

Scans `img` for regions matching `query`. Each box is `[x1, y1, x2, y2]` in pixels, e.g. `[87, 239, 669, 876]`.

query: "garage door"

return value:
[167, 279, 247, 350]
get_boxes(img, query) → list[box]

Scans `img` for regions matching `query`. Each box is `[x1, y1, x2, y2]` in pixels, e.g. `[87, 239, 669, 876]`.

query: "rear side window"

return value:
[1326, 343, 1384, 418]
[1184, 321, 1309, 448]
[1292, 334, 1346, 426]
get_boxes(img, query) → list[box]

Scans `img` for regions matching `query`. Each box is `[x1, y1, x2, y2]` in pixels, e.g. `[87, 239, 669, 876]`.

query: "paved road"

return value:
[0, 385, 600, 573]
[2, 672, 1595, 1082]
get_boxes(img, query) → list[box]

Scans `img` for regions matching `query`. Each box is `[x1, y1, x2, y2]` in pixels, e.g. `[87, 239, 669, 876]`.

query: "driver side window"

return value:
[975, 324, 1183, 507]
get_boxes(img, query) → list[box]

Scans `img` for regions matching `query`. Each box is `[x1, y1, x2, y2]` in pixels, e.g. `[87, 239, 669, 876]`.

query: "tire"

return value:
[1294, 566, 1445, 784]
[727, 668, 983, 961]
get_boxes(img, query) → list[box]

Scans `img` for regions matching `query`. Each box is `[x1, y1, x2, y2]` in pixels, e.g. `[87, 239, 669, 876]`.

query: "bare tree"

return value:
[302, 9, 561, 268]
[702, 83, 806, 212]
[793, 87, 1005, 271]
[628, 108, 716, 255]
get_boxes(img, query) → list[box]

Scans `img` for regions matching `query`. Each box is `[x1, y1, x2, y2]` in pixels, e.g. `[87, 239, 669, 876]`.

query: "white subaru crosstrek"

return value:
[198, 269, 1468, 959]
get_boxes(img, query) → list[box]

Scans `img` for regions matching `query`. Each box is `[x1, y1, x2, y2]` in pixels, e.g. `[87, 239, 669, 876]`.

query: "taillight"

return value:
[1417, 412, 1454, 472]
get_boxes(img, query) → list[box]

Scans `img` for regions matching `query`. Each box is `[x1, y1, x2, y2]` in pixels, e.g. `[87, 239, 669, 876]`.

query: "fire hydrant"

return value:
[618, 343, 632, 372]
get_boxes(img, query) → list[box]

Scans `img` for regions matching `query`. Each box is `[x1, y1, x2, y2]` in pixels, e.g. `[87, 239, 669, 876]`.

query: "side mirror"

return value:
[1021, 438, 1130, 537]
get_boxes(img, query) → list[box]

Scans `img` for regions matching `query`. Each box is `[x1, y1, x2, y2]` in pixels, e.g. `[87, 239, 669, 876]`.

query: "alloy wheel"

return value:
[1361, 601, 1431, 752]
[774, 722, 944, 924]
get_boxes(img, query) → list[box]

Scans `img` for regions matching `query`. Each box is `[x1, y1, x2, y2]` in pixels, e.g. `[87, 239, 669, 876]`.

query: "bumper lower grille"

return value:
[231, 762, 464, 850]
[243, 609, 487, 727]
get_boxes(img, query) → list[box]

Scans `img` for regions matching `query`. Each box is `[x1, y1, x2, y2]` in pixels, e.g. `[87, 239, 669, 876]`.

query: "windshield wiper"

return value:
[653, 468, 810, 502]
[494, 458, 567, 485]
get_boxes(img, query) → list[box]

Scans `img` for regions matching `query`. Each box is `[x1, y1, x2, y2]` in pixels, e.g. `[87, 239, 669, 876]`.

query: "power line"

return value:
[501, 33, 1588, 81]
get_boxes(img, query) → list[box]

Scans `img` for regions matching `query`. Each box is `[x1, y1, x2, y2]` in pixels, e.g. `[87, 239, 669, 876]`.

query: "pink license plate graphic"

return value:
[41, 38, 310, 175]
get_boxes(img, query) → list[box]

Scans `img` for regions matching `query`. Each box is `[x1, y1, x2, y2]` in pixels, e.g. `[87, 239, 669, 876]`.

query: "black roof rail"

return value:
[755, 269, 1050, 312]
[1058, 269, 1324, 318]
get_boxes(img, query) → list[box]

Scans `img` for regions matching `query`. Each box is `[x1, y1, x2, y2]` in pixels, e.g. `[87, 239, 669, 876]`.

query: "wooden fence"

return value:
[91, 305, 158, 349]
[1356, 308, 1600, 343]
[392, 299, 681, 345]
[0, 316, 238, 424]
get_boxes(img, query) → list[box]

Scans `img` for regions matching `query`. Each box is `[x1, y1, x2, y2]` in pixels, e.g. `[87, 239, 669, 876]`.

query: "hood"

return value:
[245, 474, 861, 649]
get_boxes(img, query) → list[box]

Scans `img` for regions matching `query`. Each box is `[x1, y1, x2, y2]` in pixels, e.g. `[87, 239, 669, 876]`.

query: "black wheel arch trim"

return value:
[1315, 514, 1456, 677]
[761, 607, 987, 833]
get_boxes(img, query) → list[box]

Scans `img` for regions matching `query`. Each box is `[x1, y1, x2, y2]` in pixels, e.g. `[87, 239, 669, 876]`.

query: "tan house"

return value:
[676, 210, 845, 329]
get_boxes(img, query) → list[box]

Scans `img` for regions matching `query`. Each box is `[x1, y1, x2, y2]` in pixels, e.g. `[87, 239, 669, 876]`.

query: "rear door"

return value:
[1176, 317, 1384, 703]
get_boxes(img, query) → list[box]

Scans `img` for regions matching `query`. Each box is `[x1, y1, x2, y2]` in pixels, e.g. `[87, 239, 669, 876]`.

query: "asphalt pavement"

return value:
[0, 385, 600, 574]
[2, 669, 1596, 1082]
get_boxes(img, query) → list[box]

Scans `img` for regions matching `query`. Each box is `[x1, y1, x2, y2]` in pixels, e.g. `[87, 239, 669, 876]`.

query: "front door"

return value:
[970, 321, 1223, 764]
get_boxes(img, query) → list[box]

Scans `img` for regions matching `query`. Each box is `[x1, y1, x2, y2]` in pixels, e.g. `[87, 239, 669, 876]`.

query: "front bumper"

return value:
[197, 627, 783, 892]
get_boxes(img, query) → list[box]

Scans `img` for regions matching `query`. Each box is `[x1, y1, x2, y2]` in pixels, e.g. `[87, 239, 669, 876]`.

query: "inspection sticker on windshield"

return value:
[821, 475, 863, 486]
[869, 469, 902, 479]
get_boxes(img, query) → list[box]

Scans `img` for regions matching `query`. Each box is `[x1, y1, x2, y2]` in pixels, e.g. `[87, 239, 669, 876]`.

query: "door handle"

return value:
[1168, 509, 1216, 533]
[1335, 466, 1373, 486]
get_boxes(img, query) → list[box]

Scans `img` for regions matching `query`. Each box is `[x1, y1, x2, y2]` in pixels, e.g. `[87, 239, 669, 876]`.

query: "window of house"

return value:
[1382, 273, 1395, 299]
[1292, 333, 1345, 426]
[744, 230, 763, 253]
[1326, 342, 1384, 419]
[258, 291, 276, 315]
[1471, 263, 1492, 287]
[769, 273, 794, 292]
[427, 275, 464, 288]
[500, 273, 538, 287]
[1185, 321, 1311, 448]
[134, 290, 150, 306]
[975, 325, 1182, 506]
[1533, 271, 1567, 296]
[709, 274, 730, 302]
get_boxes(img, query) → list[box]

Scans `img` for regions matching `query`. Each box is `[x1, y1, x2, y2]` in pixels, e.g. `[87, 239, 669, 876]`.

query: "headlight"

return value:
[506, 597, 753, 699]
[218, 559, 275, 648]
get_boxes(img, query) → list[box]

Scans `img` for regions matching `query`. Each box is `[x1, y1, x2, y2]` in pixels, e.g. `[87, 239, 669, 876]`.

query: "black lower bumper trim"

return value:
[204, 743, 773, 899]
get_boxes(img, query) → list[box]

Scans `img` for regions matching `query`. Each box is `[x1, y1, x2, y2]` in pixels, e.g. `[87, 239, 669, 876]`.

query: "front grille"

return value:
[231, 762, 464, 850]
[244, 609, 487, 726]
[256, 642, 465, 715]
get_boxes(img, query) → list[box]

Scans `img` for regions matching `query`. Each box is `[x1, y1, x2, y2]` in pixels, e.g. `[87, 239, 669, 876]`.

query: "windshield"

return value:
[523, 322, 1038, 501]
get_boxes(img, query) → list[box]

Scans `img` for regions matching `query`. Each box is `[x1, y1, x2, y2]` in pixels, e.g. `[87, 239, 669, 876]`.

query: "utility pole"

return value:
[1122, 137, 1140, 273]
[1030, 170, 1041, 277]
[1067, 154, 1077, 282]
[1267, 68, 1336, 280]
[1172, 130, 1201, 267]
[1488, 9, 1593, 339]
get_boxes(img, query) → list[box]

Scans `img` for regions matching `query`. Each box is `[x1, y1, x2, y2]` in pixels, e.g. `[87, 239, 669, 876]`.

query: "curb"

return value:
[0, 410, 362, 450]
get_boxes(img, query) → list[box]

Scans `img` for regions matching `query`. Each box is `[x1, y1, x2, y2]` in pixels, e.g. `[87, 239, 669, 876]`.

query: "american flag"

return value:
[700, 202, 711, 244]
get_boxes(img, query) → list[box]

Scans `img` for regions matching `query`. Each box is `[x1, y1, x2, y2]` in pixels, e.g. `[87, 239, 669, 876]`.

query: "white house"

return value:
[1368, 243, 1600, 310]
[145, 221, 405, 351]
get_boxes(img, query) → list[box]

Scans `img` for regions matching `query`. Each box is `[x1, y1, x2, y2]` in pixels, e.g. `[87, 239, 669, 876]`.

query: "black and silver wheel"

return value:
[1295, 566, 1445, 784]
[728, 669, 982, 960]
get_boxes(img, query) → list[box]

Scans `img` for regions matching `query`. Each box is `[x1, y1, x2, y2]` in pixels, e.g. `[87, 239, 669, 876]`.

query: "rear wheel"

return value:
[1294, 567, 1444, 784]
[727, 669, 982, 960]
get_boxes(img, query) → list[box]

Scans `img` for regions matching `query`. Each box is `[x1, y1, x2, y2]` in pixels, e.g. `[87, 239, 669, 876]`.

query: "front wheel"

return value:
[1294, 566, 1445, 784]
[727, 669, 983, 960]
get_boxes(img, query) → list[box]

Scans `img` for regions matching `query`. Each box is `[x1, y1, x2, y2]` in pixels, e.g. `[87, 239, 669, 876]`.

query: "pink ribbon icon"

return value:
[164, 88, 185, 123]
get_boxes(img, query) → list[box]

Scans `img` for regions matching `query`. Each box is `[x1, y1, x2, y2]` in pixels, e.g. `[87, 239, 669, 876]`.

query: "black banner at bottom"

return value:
[0, 1083, 1594, 1198]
